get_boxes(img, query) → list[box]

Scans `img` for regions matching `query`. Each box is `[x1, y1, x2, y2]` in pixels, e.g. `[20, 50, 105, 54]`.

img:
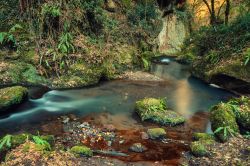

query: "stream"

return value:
[0, 57, 234, 164]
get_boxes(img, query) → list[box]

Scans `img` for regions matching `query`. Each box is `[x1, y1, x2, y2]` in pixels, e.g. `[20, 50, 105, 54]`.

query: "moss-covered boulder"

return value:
[0, 86, 28, 112]
[70, 146, 93, 157]
[190, 141, 209, 157]
[229, 96, 250, 130]
[147, 128, 166, 139]
[135, 98, 185, 126]
[193, 133, 215, 141]
[210, 103, 239, 142]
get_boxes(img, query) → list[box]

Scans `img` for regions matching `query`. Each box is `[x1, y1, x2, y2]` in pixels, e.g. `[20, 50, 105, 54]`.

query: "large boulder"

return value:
[135, 98, 185, 126]
[0, 86, 28, 112]
[210, 103, 239, 142]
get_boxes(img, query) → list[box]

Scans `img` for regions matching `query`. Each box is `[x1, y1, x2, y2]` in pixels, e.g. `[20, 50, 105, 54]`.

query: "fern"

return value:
[214, 126, 237, 138]
[244, 48, 250, 66]
[0, 135, 12, 151]
[32, 136, 51, 150]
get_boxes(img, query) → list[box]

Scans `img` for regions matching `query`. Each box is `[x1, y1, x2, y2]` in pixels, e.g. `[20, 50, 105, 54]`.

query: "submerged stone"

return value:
[70, 146, 93, 157]
[0, 86, 28, 112]
[135, 98, 185, 126]
[147, 128, 166, 139]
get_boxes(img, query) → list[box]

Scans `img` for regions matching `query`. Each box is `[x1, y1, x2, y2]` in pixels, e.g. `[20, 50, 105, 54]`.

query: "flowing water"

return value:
[0, 57, 234, 164]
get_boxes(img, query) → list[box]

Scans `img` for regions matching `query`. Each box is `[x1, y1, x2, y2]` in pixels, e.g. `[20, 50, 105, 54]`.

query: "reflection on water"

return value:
[0, 58, 234, 135]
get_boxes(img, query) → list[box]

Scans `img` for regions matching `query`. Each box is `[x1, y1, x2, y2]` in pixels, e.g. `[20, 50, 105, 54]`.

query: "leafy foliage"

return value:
[127, 0, 159, 30]
[32, 135, 51, 151]
[0, 24, 23, 48]
[58, 32, 75, 54]
[0, 135, 12, 151]
[214, 126, 238, 139]
[182, 13, 250, 64]
[41, 3, 61, 18]
[244, 48, 250, 65]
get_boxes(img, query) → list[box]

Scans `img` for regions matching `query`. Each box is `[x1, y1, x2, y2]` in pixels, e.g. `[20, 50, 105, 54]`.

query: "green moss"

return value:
[193, 133, 215, 141]
[210, 103, 239, 142]
[70, 146, 93, 157]
[147, 128, 166, 139]
[0, 61, 47, 85]
[40, 135, 55, 146]
[0, 86, 28, 112]
[11, 133, 31, 147]
[135, 98, 185, 126]
[229, 96, 250, 130]
[190, 141, 209, 157]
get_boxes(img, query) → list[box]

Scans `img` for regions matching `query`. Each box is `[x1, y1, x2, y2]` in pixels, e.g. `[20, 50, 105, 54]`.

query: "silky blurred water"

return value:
[0, 57, 234, 135]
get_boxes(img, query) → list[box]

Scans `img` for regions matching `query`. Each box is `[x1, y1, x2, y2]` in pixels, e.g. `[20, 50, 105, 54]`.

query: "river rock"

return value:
[141, 132, 149, 140]
[129, 143, 147, 153]
[210, 103, 239, 142]
[135, 98, 185, 126]
[147, 128, 166, 140]
[0, 86, 28, 113]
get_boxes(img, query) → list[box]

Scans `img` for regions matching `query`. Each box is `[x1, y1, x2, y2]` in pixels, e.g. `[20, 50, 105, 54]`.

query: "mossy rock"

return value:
[70, 146, 93, 157]
[51, 64, 103, 88]
[147, 128, 166, 139]
[210, 103, 239, 142]
[135, 98, 185, 126]
[0, 86, 28, 112]
[230, 96, 250, 130]
[190, 141, 209, 157]
[193, 133, 215, 141]
[0, 61, 47, 85]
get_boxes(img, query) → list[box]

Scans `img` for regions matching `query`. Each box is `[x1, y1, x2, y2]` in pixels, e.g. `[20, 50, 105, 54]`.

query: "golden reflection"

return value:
[174, 80, 192, 117]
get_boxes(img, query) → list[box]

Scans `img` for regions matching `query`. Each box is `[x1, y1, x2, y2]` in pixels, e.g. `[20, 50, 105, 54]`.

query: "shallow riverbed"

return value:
[0, 57, 235, 164]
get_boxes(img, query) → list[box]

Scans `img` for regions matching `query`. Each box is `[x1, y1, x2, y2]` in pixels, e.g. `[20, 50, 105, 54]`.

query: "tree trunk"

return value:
[19, 0, 27, 13]
[225, 0, 230, 25]
[210, 0, 217, 25]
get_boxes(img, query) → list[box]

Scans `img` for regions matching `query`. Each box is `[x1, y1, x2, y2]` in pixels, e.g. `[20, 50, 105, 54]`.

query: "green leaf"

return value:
[224, 127, 227, 137]
[214, 127, 223, 134]
[32, 136, 51, 150]
[0, 32, 7, 44]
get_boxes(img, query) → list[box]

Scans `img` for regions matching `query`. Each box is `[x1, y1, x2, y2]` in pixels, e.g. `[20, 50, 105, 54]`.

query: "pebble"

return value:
[108, 141, 112, 147]
[141, 132, 149, 140]
[129, 143, 147, 153]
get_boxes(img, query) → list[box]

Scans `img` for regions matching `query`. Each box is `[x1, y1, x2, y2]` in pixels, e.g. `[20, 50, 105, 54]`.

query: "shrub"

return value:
[0, 24, 23, 49]
[127, 0, 158, 30]
[182, 13, 250, 64]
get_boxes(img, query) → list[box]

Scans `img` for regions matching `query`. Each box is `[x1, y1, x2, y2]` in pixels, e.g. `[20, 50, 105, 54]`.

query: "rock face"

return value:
[135, 98, 185, 126]
[158, 14, 189, 55]
[0, 86, 28, 113]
